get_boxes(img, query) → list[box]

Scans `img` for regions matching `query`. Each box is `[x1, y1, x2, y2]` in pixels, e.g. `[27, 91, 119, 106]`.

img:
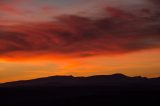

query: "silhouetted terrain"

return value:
[0, 74, 160, 106]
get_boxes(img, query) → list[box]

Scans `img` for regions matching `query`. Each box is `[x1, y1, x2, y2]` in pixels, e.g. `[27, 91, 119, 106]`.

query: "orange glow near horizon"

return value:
[0, 49, 160, 83]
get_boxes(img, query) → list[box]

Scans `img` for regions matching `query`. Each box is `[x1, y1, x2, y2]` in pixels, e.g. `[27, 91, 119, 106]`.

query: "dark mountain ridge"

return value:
[1, 73, 160, 106]
[0, 73, 160, 88]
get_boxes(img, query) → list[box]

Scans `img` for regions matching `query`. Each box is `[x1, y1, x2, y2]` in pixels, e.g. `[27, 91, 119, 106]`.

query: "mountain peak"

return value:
[89, 73, 128, 79]
[111, 73, 128, 77]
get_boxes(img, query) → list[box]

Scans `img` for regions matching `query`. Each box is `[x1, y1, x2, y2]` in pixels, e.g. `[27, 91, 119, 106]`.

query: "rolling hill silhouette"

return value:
[0, 74, 160, 106]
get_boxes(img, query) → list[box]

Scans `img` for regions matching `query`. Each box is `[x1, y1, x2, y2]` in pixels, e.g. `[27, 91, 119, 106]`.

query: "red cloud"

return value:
[41, 5, 56, 13]
[0, 0, 34, 15]
[0, 4, 160, 59]
[0, 4, 23, 15]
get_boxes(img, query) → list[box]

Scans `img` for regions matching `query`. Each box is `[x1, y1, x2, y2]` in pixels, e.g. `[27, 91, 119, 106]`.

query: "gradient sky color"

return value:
[0, 0, 160, 82]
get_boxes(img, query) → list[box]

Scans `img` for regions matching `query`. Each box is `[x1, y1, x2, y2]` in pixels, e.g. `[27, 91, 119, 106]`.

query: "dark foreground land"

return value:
[0, 74, 160, 106]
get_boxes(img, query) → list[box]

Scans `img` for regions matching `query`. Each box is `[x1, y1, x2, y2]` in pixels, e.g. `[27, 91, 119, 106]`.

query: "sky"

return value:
[0, 0, 160, 82]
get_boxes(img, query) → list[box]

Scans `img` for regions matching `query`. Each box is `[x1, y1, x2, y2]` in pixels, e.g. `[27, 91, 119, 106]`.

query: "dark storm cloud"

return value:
[0, 4, 160, 58]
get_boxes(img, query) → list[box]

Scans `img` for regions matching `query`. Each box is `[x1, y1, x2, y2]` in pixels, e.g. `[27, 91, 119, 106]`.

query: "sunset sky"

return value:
[0, 0, 160, 82]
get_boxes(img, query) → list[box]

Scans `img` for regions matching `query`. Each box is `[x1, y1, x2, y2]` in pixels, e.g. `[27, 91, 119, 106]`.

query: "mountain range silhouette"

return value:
[0, 73, 160, 87]
[0, 74, 160, 106]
